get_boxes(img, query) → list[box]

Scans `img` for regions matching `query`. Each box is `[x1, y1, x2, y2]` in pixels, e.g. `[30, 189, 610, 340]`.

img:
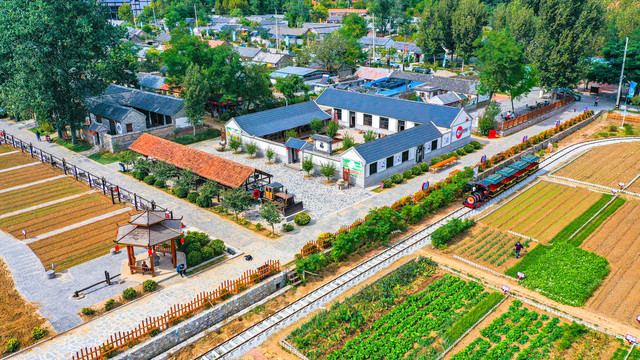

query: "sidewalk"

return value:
[0, 101, 611, 358]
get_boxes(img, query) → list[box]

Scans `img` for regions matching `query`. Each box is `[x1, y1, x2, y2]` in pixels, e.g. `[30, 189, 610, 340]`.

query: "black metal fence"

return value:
[0, 130, 167, 212]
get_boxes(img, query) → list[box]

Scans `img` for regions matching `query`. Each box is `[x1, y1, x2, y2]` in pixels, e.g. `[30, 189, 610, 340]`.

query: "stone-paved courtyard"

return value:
[190, 140, 372, 221]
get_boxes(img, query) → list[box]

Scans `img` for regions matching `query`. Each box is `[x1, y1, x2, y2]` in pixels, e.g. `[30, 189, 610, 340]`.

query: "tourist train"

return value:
[463, 155, 541, 208]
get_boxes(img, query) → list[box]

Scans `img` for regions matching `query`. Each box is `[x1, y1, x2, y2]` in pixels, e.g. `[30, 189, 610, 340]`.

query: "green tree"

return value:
[260, 202, 282, 235]
[245, 142, 258, 157]
[153, 161, 179, 181]
[302, 156, 314, 176]
[478, 101, 500, 136]
[222, 187, 254, 220]
[275, 75, 309, 105]
[364, 130, 377, 142]
[266, 148, 275, 163]
[238, 64, 275, 112]
[285, 129, 298, 140]
[311, 33, 367, 73]
[587, 29, 640, 86]
[229, 136, 242, 152]
[325, 121, 339, 138]
[0, 0, 138, 143]
[533, 0, 604, 90]
[492, 0, 538, 52]
[118, 3, 134, 23]
[339, 13, 368, 39]
[182, 63, 210, 136]
[416, 0, 457, 64]
[119, 150, 139, 171]
[201, 181, 221, 204]
[452, 0, 488, 68]
[371, 0, 395, 36]
[176, 168, 199, 190]
[285, 0, 311, 27]
[320, 162, 337, 181]
[310, 4, 329, 22]
[475, 30, 537, 111]
[309, 117, 323, 134]
[141, 47, 162, 72]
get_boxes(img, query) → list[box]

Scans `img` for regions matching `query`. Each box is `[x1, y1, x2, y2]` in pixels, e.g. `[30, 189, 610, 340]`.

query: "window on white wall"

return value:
[386, 156, 394, 168]
[369, 162, 377, 175]
[363, 114, 372, 126]
[380, 117, 389, 130]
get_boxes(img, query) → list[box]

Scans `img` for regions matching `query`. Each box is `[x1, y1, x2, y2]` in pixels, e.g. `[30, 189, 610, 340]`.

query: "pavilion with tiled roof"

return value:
[116, 210, 183, 277]
[129, 133, 272, 190]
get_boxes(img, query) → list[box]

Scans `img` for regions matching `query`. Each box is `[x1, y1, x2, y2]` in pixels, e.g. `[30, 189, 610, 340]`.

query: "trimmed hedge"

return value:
[411, 165, 422, 176]
[5, 339, 19, 353]
[133, 171, 146, 181]
[419, 162, 430, 172]
[81, 307, 95, 316]
[196, 195, 211, 208]
[154, 179, 165, 188]
[391, 174, 403, 184]
[201, 246, 214, 261]
[443, 291, 505, 345]
[430, 156, 442, 165]
[431, 218, 476, 248]
[173, 187, 188, 198]
[294, 212, 311, 226]
[143, 280, 157, 292]
[456, 148, 466, 156]
[381, 179, 393, 188]
[471, 140, 481, 149]
[402, 170, 413, 180]
[187, 192, 199, 203]
[144, 175, 155, 185]
[463, 144, 474, 153]
[122, 287, 137, 300]
[187, 251, 202, 266]
[210, 239, 225, 255]
[32, 327, 47, 340]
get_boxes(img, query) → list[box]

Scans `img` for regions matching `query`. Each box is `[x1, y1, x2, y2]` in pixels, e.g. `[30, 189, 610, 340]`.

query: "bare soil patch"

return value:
[0, 193, 125, 238]
[0, 165, 60, 190]
[555, 142, 640, 189]
[482, 181, 601, 242]
[0, 177, 87, 215]
[0, 145, 14, 154]
[0, 151, 37, 170]
[27, 212, 132, 271]
[0, 258, 53, 356]
[581, 200, 640, 329]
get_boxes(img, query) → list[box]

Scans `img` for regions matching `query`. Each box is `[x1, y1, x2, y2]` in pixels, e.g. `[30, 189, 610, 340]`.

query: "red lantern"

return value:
[180, 237, 185, 244]
[296, 149, 300, 153]
[115, 245, 119, 252]
[148, 249, 153, 256]
[286, 146, 289, 150]
[181, 222, 185, 228]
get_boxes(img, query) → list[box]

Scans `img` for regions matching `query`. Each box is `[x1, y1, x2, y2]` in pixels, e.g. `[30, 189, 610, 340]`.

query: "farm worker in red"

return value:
[514, 241, 524, 259]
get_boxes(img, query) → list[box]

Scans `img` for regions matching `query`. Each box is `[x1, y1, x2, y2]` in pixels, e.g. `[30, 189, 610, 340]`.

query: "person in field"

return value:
[514, 241, 524, 259]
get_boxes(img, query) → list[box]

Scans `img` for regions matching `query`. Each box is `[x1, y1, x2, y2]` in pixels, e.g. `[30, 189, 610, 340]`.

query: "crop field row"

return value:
[483, 181, 601, 243]
[0, 177, 87, 215]
[554, 142, 640, 189]
[0, 151, 37, 170]
[451, 226, 532, 270]
[0, 194, 125, 238]
[447, 300, 616, 360]
[0, 144, 15, 154]
[0, 164, 60, 190]
[28, 212, 131, 271]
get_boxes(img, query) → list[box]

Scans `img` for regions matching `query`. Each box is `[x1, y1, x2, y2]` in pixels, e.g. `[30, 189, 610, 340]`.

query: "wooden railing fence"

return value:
[498, 96, 574, 131]
[0, 131, 165, 212]
[72, 260, 280, 360]
[299, 219, 364, 257]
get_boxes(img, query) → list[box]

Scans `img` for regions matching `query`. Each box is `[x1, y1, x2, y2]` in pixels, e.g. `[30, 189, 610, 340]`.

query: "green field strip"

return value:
[484, 235, 515, 262]
[0, 145, 14, 154]
[443, 292, 505, 346]
[533, 192, 602, 242]
[551, 194, 613, 244]
[569, 197, 626, 247]
[483, 182, 553, 225]
[474, 234, 508, 260]
[469, 232, 501, 256]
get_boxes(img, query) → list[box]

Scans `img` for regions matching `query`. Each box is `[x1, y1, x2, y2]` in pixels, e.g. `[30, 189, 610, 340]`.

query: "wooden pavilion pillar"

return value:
[171, 238, 177, 268]
[127, 246, 135, 274]
[149, 245, 155, 277]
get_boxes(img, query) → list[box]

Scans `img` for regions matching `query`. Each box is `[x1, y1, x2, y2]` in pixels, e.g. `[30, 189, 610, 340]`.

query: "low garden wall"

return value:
[114, 272, 287, 360]
[478, 111, 602, 180]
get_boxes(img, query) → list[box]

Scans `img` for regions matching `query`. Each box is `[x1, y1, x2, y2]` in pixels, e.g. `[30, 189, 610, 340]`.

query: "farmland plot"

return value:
[0, 193, 125, 238]
[0, 177, 87, 215]
[0, 144, 15, 154]
[450, 226, 533, 271]
[483, 181, 601, 243]
[554, 142, 640, 189]
[446, 299, 618, 360]
[581, 201, 640, 327]
[0, 165, 61, 190]
[0, 151, 37, 170]
[28, 212, 132, 271]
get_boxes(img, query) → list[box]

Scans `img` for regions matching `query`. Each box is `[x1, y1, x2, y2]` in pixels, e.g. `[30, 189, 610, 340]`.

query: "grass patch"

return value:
[551, 194, 612, 243]
[171, 128, 221, 145]
[568, 196, 625, 246]
[443, 291, 504, 345]
[88, 151, 120, 164]
[505, 243, 609, 306]
[53, 138, 92, 152]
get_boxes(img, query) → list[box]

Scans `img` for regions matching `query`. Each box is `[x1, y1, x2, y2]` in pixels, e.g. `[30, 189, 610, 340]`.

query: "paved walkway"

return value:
[0, 174, 66, 194]
[0, 92, 613, 359]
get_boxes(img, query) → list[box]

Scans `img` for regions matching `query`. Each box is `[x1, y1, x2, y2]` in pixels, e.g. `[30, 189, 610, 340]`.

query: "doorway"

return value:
[349, 111, 356, 128]
[416, 145, 424, 163]
[290, 148, 299, 163]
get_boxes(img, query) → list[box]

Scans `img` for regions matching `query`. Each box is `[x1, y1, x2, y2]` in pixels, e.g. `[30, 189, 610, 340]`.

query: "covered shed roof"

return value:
[479, 174, 505, 187]
[235, 46, 262, 59]
[497, 167, 518, 178]
[316, 88, 463, 128]
[285, 138, 313, 150]
[509, 161, 530, 171]
[103, 84, 184, 116]
[86, 100, 136, 122]
[232, 101, 330, 137]
[521, 155, 541, 163]
[129, 133, 258, 188]
[348, 122, 442, 163]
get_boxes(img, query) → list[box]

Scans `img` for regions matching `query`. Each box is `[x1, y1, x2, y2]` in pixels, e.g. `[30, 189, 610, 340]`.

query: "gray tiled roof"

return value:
[137, 73, 166, 90]
[392, 71, 477, 94]
[390, 41, 422, 54]
[352, 123, 442, 163]
[359, 36, 395, 47]
[285, 137, 313, 150]
[86, 100, 136, 122]
[315, 88, 462, 128]
[235, 46, 262, 59]
[232, 101, 330, 137]
[102, 84, 183, 116]
[155, 32, 172, 42]
[428, 92, 466, 105]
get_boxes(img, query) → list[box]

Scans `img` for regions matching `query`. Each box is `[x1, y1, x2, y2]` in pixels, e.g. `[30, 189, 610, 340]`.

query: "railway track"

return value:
[198, 136, 640, 360]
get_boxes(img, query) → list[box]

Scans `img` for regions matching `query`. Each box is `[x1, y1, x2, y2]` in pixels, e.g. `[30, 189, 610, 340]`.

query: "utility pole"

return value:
[275, 9, 279, 53]
[194, 4, 199, 36]
[372, 13, 376, 61]
[152, 7, 157, 26]
[132, 7, 137, 29]
[616, 37, 629, 109]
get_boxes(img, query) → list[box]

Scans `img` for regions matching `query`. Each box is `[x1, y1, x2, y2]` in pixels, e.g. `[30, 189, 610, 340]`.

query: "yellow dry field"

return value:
[0, 165, 61, 190]
[0, 258, 51, 353]
[554, 142, 640, 188]
[0, 194, 125, 238]
[0, 151, 37, 170]
[0, 178, 88, 215]
[28, 212, 132, 271]
[482, 181, 601, 242]
[0, 144, 14, 154]
[582, 201, 640, 328]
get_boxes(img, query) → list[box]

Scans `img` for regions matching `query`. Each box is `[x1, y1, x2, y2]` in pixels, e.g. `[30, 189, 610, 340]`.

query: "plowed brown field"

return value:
[582, 201, 640, 328]
[0, 194, 124, 238]
[482, 181, 601, 242]
[555, 142, 640, 189]
[0, 152, 37, 170]
[0, 165, 60, 190]
[0, 145, 14, 154]
[0, 178, 87, 215]
[28, 212, 132, 271]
